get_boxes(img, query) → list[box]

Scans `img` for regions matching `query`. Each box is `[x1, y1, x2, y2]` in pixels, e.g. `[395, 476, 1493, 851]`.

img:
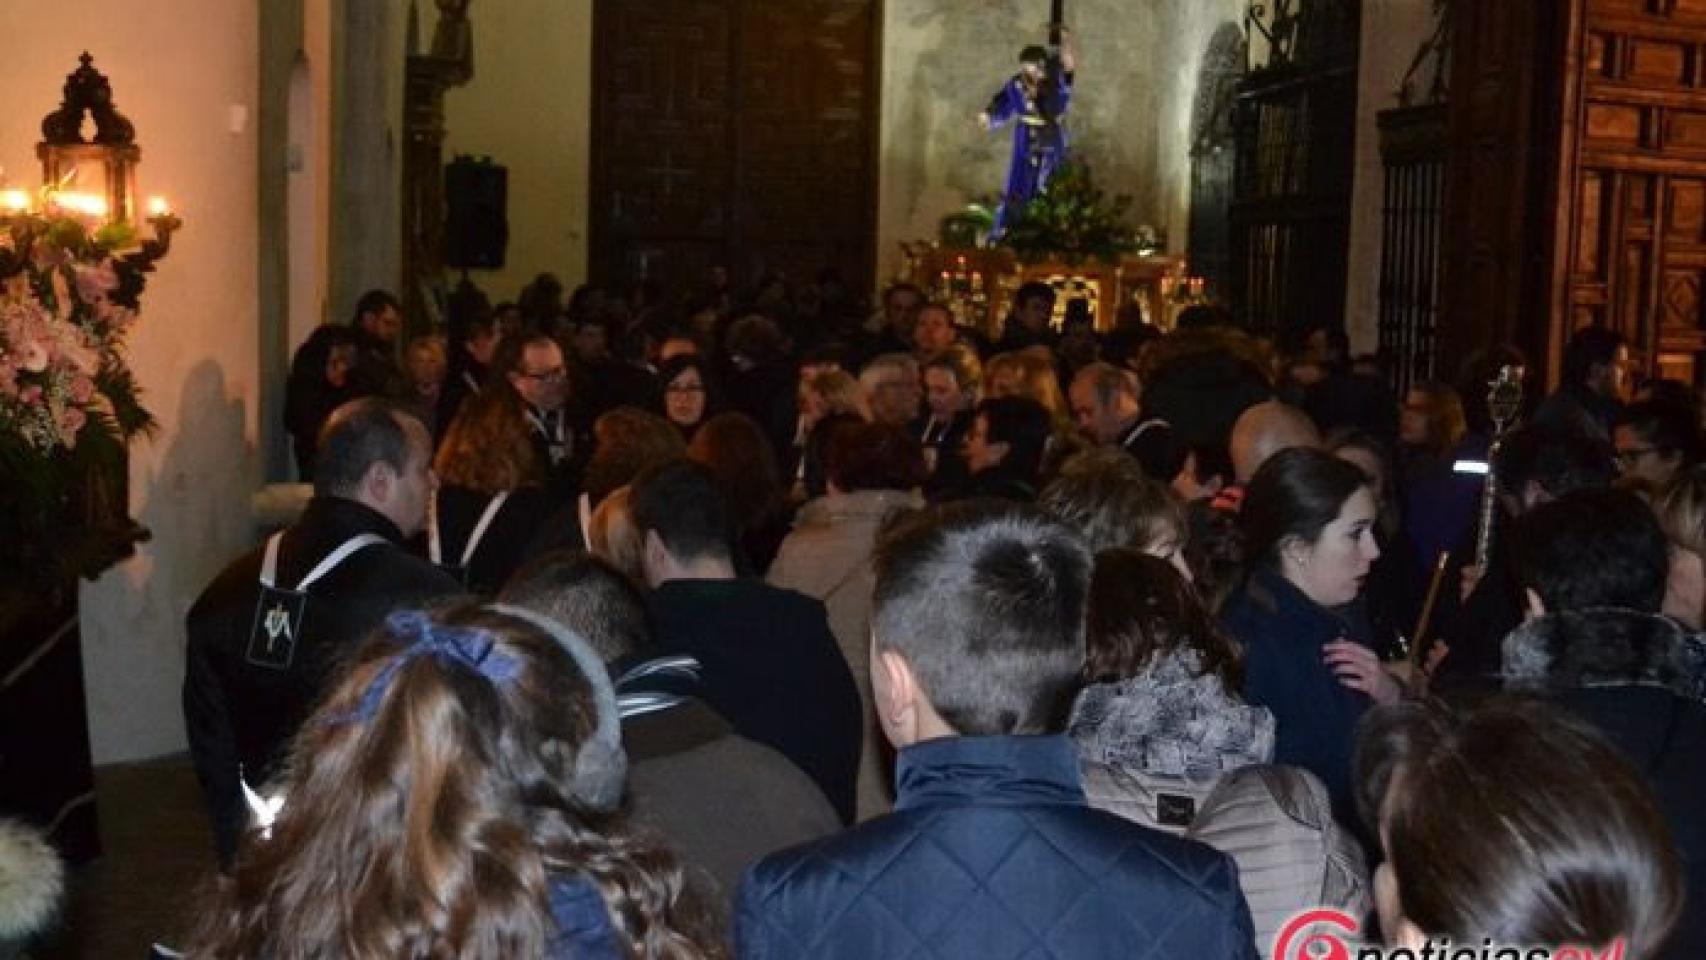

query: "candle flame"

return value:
[49, 191, 109, 219]
[147, 196, 171, 217]
[0, 189, 29, 213]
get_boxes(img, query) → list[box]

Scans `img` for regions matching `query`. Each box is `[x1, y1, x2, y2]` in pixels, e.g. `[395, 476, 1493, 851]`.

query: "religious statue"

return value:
[978, 23, 1078, 239]
[430, 0, 474, 85]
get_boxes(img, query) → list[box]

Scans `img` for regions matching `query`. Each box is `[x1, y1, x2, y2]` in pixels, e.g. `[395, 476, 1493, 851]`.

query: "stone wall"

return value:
[1345, 0, 1440, 351]
[876, 0, 1244, 282]
[441, 0, 594, 302]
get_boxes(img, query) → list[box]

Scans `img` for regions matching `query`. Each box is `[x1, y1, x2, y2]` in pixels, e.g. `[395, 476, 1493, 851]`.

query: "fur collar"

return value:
[1502, 607, 1705, 699]
[0, 819, 63, 938]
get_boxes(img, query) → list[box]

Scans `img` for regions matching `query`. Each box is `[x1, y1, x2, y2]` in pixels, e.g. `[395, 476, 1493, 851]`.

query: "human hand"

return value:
[1459, 564, 1482, 603]
[976, 111, 992, 131]
[1326, 639, 1401, 705]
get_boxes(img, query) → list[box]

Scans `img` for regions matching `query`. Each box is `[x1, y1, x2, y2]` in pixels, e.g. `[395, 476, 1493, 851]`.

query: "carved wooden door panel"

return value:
[591, 0, 877, 295]
[1561, 0, 1706, 383]
[591, 1, 734, 291]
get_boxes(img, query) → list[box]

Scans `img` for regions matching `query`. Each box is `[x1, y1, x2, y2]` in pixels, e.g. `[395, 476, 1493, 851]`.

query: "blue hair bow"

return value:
[328, 610, 524, 725]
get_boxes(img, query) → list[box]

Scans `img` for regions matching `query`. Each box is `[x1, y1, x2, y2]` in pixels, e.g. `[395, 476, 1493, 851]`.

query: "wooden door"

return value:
[1558, 0, 1706, 384]
[1438, 0, 1566, 377]
[590, 0, 878, 295]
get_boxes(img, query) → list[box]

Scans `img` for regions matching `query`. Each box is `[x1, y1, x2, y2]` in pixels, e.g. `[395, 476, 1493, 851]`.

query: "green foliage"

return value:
[997, 160, 1142, 266]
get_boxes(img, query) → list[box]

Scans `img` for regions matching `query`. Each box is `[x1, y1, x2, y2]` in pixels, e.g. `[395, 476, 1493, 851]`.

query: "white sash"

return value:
[428, 491, 510, 567]
[259, 531, 388, 591]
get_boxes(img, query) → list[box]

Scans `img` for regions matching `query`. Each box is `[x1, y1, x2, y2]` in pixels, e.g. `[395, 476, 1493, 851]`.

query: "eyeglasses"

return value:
[519, 367, 567, 384]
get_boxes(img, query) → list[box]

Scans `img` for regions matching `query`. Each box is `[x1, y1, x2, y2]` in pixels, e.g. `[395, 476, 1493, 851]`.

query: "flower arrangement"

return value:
[0, 190, 176, 588]
[997, 159, 1144, 266]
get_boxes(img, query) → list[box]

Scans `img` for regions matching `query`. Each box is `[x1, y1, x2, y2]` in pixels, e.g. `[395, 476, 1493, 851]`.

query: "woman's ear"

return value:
[1279, 534, 1311, 571]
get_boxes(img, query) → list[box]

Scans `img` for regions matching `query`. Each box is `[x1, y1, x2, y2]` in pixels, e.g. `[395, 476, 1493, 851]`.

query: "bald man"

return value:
[1229, 400, 1322, 483]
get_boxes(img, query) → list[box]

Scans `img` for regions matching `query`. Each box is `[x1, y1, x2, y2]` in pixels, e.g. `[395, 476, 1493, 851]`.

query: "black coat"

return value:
[1503, 607, 1706, 960]
[645, 579, 862, 823]
[913, 411, 972, 499]
[183, 497, 460, 865]
[412, 485, 557, 595]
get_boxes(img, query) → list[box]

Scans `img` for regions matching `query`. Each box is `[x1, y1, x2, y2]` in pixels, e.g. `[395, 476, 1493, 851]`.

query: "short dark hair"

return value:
[1174, 304, 1235, 332]
[1617, 398, 1702, 464]
[499, 551, 649, 662]
[629, 459, 732, 563]
[1018, 45, 1049, 66]
[976, 396, 1054, 484]
[872, 501, 1091, 736]
[350, 289, 399, 326]
[313, 398, 420, 499]
[1240, 447, 1370, 568]
[1014, 280, 1055, 310]
[1514, 487, 1668, 613]
[1356, 697, 1682, 958]
[1500, 425, 1614, 502]
[826, 421, 927, 494]
[1561, 324, 1626, 387]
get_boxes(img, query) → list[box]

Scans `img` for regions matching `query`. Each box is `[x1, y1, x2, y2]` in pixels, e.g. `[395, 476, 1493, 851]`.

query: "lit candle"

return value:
[0, 189, 29, 213]
[147, 196, 171, 217]
[52, 191, 108, 219]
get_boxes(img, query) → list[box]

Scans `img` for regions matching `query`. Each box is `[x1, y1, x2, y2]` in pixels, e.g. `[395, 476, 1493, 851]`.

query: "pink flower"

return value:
[59, 405, 87, 443]
[20, 339, 49, 373]
[20, 384, 42, 405]
[68, 374, 94, 404]
[74, 260, 118, 304]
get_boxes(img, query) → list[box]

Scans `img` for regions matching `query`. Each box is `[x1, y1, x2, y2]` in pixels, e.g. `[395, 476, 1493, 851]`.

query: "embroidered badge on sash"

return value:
[247, 586, 308, 671]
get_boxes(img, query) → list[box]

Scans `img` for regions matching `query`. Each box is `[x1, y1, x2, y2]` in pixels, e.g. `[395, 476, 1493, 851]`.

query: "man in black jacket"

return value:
[183, 399, 459, 867]
[631, 459, 862, 823]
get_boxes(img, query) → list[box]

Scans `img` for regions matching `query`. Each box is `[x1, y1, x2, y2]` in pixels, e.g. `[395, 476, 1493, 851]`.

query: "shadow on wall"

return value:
[81, 359, 255, 763]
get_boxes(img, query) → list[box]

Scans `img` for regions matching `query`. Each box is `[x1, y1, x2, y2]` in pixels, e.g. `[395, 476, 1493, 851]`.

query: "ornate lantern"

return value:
[37, 52, 141, 223]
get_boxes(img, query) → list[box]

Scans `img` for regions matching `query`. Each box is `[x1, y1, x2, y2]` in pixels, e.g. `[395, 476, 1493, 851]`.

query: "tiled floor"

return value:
[37, 756, 215, 959]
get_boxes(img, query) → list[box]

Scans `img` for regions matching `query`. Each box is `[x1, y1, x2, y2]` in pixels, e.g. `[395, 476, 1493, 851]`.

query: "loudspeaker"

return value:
[445, 156, 509, 270]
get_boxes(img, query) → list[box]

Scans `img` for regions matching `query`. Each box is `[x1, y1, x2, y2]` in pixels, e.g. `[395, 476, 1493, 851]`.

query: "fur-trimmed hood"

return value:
[1502, 607, 1706, 700]
[0, 819, 63, 940]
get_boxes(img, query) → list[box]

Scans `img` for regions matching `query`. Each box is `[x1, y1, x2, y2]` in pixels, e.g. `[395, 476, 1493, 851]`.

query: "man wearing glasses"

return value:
[505, 333, 587, 498]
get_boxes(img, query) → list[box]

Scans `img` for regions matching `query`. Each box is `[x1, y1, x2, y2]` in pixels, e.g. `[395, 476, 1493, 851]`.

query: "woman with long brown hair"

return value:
[185, 603, 721, 959]
[427, 384, 554, 594]
[687, 412, 790, 574]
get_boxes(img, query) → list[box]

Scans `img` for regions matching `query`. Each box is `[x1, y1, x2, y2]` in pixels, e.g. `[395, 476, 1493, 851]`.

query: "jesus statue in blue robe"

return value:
[979, 28, 1079, 239]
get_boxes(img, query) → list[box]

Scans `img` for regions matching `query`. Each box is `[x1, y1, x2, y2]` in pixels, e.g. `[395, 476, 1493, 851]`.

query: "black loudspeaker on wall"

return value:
[445, 155, 509, 270]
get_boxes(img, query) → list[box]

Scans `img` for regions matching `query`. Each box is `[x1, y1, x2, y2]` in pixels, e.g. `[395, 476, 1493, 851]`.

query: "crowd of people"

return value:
[176, 271, 1706, 958]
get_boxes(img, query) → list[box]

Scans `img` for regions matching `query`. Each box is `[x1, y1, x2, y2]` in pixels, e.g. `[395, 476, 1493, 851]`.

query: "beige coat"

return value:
[767, 489, 921, 820]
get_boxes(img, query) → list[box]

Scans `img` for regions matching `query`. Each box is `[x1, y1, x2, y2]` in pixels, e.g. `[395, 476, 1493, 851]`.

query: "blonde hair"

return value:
[986, 348, 1066, 419]
[805, 370, 870, 420]
[1657, 465, 1706, 556]
[588, 485, 646, 583]
[925, 344, 984, 397]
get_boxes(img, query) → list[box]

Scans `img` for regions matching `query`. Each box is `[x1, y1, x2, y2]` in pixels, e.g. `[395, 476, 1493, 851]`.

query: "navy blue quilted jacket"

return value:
[734, 735, 1260, 959]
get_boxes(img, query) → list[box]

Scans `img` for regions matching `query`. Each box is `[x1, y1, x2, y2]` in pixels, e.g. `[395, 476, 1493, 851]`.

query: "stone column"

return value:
[329, 0, 401, 328]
